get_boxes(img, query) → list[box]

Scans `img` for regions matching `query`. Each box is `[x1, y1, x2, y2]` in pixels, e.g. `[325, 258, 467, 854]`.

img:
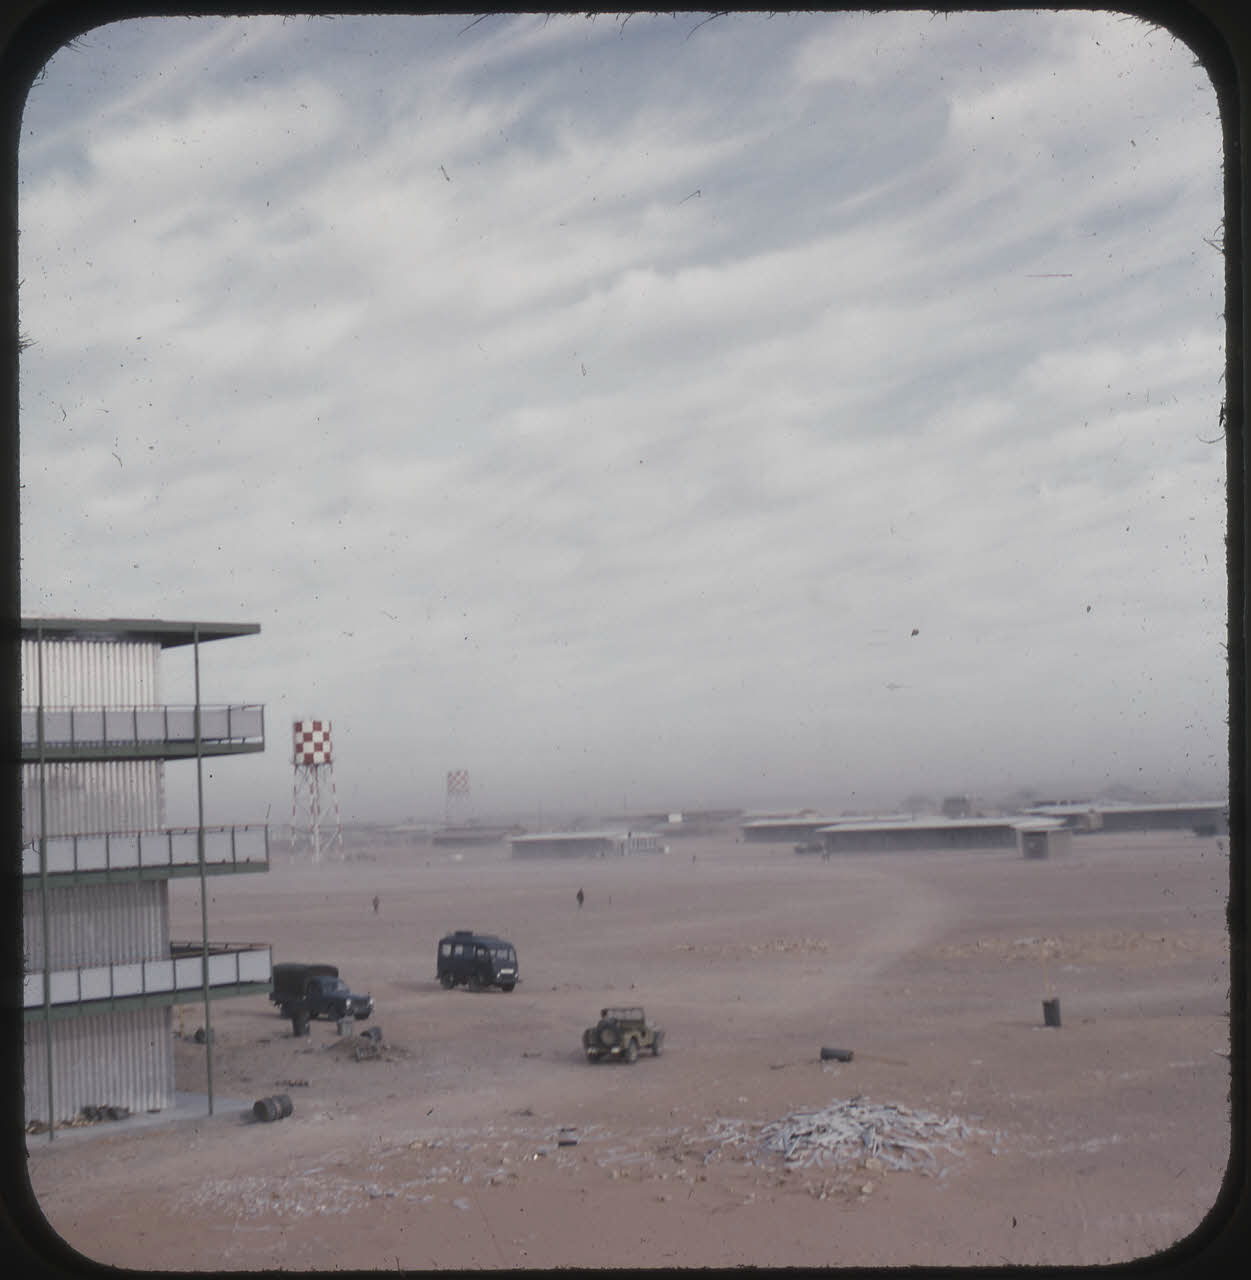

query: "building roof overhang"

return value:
[20, 617, 260, 648]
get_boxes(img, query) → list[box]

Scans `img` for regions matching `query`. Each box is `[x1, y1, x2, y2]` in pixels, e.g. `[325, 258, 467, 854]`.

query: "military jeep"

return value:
[582, 1007, 664, 1063]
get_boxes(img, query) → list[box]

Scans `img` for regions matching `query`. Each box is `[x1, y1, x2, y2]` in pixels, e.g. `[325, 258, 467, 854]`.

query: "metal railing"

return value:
[23, 943, 272, 1009]
[21, 704, 265, 749]
[21, 824, 269, 878]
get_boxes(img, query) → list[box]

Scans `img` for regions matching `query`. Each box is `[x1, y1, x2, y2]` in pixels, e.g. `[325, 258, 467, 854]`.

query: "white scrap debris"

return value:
[699, 1116, 754, 1164]
[757, 1097, 989, 1175]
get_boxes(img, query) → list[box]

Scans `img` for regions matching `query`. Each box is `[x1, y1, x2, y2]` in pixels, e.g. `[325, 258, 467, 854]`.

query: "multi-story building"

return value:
[21, 617, 270, 1131]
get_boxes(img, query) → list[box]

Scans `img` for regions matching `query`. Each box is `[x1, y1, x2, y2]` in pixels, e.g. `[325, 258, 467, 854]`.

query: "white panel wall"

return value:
[22, 880, 169, 970]
[24, 1005, 174, 1125]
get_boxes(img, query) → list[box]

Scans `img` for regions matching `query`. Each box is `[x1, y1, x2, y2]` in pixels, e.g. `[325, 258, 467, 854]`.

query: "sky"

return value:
[17, 10, 1228, 826]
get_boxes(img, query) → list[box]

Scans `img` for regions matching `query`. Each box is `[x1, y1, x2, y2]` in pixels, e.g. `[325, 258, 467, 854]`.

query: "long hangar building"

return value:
[20, 617, 270, 1131]
[741, 800, 1228, 856]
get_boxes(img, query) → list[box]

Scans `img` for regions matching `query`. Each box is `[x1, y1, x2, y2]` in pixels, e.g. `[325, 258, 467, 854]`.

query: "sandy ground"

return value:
[22, 828, 1234, 1271]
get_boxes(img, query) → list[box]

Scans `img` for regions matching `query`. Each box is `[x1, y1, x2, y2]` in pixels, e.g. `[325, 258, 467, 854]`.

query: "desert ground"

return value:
[23, 826, 1233, 1271]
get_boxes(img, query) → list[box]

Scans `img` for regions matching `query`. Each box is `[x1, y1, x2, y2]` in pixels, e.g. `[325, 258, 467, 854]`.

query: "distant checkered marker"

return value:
[294, 719, 333, 765]
[291, 718, 342, 861]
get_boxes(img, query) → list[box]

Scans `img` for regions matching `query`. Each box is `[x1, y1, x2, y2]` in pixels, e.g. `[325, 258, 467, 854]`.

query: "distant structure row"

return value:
[411, 796, 1228, 862]
[511, 830, 664, 858]
[740, 799, 1229, 857]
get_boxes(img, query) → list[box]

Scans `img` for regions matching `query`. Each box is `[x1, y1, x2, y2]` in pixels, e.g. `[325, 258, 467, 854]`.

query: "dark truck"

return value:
[269, 962, 374, 1022]
[436, 930, 518, 991]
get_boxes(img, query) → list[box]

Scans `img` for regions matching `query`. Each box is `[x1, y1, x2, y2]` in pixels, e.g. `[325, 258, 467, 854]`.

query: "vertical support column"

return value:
[310, 764, 322, 863]
[37, 625, 54, 1140]
[194, 625, 214, 1114]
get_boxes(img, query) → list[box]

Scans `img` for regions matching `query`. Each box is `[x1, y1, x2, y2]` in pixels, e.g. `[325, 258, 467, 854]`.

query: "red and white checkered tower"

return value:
[446, 769, 471, 826]
[291, 719, 343, 862]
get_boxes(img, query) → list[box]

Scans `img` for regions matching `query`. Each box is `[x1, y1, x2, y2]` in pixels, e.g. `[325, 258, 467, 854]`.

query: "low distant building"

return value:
[600, 808, 742, 836]
[1025, 801, 1228, 836]
[1016, 819, 1073, 859]
[430, 824, 519, 847]
[814, 816, 1022, 854]
[1095, 801, 1228, 835]
[761, 813, 915, 847]
[1021, 803, 1103, 831]
[510, 830, 663, 858]
[740, 816, 837, 843]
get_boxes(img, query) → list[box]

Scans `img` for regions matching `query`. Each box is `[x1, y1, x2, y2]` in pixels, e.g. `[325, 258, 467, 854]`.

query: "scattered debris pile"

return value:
[677, 936, 830, 958]
[758, 1096, 990, 1175]
[77, 1103, 131, 1124]
[323, 1028, 404, 1063]
[25, 1104, 132, 1135]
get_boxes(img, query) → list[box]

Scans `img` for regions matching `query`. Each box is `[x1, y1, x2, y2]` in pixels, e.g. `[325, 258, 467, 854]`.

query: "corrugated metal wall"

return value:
[24, 1005, 174, 1125]
[20, 635, 161, 705]
[22, 880, 169, 970]
[21, 635, 166, 842]
[21, 760, 164, 842]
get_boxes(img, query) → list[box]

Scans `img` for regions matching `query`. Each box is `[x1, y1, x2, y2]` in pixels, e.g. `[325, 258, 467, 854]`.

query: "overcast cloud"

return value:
[18, 11, 1227, 825]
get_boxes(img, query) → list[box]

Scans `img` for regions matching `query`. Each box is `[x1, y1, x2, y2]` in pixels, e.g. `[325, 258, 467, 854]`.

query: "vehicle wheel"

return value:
[354, 1010, 371, 1020]
[652, 1031, 664, 1056]
[586, 1050, 601, 1063]
[597, 1021, 619, 1047]
[439, 972, 455, 989]
[624, 1038, 639, 1064]
[501, 983, 515, 992]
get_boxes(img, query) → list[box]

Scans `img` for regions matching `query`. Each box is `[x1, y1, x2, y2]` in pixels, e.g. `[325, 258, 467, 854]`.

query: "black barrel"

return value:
[819, 1047, 854, 1062]
[253, 1096, 279, 1123]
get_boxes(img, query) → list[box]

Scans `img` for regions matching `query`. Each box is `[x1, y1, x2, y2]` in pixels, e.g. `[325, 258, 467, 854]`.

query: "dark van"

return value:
[437, 930, 518, 991]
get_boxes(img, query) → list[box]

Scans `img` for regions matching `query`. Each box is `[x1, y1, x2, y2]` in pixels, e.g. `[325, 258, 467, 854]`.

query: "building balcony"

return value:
[23, 942, 272, 1020]
[21, 704, 265, 762]
[22, 824, 269, 888]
